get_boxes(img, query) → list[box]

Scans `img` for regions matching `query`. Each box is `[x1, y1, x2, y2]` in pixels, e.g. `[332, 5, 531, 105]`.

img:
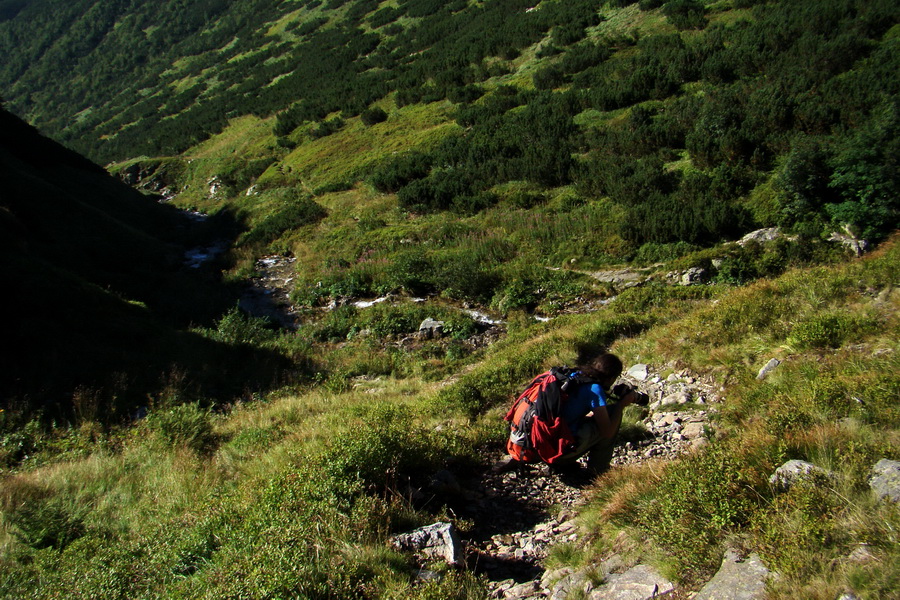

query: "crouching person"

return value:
[496, 352, 646, 477]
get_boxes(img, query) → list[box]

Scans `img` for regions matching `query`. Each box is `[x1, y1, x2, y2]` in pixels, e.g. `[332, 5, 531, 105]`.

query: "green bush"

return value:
[633, 444, 764, 579]
[615, 283, 716, 313]
[662, 0, 708, 30]
[387, 251, 435, 296]
[632, 241, 699, 265]
[309, 116, 344, 139]
[788, 313, 879, 350]
[751, 477, 845, 578]
[8, 495, 86, 550]
[146, 402, 216, 454]
[209, 306, 278, 346]
[239, 195, 327, 247]
[360, 106, 388, 126]
[325, 405, 444, 488]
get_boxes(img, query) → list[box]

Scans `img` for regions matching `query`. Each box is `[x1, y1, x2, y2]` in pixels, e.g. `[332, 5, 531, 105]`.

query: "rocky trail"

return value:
[455, 364, 725, 599]
[238, 255, 738, 597]
[233, 251, 790, 599]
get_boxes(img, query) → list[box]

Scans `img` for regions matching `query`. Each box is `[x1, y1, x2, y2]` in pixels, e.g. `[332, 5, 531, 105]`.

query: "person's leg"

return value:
[556, 419, 619, 473]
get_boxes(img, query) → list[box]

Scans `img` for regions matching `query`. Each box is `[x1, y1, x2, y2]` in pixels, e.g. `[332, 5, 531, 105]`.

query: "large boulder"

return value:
[589, 564, 675, 599]
[738, 228, 783, 247]
[769, 460, 831, 492]
[418, 318, 445, 339]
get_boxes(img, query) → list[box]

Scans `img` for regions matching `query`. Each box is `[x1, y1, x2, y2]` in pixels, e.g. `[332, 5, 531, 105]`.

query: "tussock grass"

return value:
[572, 236, 900, 592]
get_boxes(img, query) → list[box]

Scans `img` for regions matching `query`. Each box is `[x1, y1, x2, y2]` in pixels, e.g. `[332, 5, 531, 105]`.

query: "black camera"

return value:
[612, 383, 650, 406]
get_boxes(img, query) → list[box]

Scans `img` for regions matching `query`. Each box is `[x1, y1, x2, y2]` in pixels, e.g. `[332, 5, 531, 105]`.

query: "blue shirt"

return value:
[561, 382, 607, 435]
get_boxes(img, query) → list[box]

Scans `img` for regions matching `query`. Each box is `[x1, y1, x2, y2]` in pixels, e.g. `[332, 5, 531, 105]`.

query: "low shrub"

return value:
[788, 312, 880, 350]
[239, 195, 327, 247]
[145, 402, 216, 454]
[360, 106, 388, 126]
[750, 477, 846, 579]
[7, 495, 86, 550]
[632, 444, 765, 581]
[325, 404, 446, 489]
[207, 306, 278, 346]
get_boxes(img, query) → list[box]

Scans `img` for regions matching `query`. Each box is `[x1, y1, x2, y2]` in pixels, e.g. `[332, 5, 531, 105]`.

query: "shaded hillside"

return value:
[0, 108, 293, 422]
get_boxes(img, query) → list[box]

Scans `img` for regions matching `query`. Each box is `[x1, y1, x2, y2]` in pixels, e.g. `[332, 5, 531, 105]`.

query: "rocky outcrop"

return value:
[737, 227, 787, 247]
[829, 226, 870, 257]
[769, 459, 832, 492]
[756, 357, 781, 380]
[418, 318, 445, 339]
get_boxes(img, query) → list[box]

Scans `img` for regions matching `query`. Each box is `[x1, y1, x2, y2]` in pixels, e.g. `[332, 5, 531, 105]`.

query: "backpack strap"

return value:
[534, 366, 597, 422]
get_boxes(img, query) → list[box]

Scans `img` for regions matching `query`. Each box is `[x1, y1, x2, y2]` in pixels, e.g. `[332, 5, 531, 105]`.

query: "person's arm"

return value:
[591, 388, 636, 439]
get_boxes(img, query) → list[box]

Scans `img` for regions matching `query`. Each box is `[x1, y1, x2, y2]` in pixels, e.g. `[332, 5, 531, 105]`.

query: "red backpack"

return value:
[504, 367, 596, 464]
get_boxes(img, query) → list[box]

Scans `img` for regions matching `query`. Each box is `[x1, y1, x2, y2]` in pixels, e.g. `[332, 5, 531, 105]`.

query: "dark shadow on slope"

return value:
[0, 108, 297, 424]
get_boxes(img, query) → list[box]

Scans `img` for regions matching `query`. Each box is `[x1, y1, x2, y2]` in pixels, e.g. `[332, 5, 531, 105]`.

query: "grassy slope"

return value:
[1, 238, 897, 598]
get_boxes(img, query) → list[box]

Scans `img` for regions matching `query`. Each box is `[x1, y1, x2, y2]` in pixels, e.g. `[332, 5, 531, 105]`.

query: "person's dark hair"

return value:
[578, 352, 623, 381]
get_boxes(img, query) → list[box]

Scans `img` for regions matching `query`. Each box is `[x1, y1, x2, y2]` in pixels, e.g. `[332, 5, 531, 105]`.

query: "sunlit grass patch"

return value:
[264, 100, 459, 191]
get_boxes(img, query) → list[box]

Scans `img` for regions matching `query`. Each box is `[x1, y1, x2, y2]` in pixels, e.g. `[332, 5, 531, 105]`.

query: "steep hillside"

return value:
[0, 237, 896, 598]
[0, 107, 291, 423]
[1, 1, 899, 598]
[3, 0, 898, 259]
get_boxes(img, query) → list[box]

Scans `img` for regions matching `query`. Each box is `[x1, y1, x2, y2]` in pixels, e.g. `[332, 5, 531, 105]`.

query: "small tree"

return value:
[360, 106, 388, 126]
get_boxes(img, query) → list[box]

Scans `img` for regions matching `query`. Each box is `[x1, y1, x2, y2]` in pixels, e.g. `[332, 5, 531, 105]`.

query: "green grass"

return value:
[2, 237, 899, 597]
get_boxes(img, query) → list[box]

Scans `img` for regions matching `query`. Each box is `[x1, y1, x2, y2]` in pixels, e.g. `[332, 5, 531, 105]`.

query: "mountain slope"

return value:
[0, 107, 290, 420]
[3, 1, 898, 256]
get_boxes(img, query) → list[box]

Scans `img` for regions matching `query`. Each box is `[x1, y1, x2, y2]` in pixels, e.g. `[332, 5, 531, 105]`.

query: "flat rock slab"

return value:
[626, 364, 649, 381]
[694, 551, 770, 600]
[590, 564, 674, 599]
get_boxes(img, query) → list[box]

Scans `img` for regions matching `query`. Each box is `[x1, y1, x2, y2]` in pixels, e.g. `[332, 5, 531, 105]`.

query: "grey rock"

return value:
[590, 564, 675, 599]
[738, 227, 783, 247]
[551, 570, 592, 600]
[846, 544, 876, 564]
[681, 422, 705, 440]
[541, 567, 574, 588]
[681, 267, 708, 286]
[626, 364, 649, 381]
[870, 459, 900, 503]
[694, 550, 771, 600]
[769, 460, 830, 491]
[828, 229, 870, 257]
[756, 358, 781, 380]
[504, 580, 540, 599]
[418, 318, 445, 339]
[416, 569, 442, 581]
[390, 522, 462, 565]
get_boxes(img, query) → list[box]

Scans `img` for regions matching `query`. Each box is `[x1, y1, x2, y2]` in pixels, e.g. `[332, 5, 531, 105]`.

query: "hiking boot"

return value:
[549, 461, 582, 475]
[491, 457, 519, 474]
